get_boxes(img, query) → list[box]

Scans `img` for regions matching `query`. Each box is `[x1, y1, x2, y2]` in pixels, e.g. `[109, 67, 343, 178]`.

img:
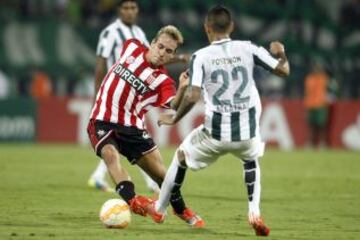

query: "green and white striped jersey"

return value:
[189, 38, 279, 142]
[96, 19, 149, 70]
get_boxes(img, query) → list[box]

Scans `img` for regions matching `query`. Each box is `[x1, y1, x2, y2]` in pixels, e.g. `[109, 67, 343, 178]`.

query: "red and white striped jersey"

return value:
[90, 39, 176, 130]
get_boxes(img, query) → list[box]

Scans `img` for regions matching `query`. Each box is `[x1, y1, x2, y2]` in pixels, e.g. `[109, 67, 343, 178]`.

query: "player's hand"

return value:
[158, 113, 175, 126]
[178, 70, 189, 89]
[270, 41, 285, 55]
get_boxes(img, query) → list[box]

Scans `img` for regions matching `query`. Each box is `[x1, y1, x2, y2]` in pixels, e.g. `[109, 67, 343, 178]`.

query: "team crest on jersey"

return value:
[142, 131, 150, 139]
[97, 129, 106, 137]
[126, 56, 135, 64]
[145, 72, 159, 85]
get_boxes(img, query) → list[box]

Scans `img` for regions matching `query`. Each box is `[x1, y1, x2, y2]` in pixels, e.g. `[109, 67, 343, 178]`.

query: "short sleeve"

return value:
[249, 42, 279, 71]
[96, 29, 116, 58]
[189, 53, 205, 88]
[156, 79, 176, 108]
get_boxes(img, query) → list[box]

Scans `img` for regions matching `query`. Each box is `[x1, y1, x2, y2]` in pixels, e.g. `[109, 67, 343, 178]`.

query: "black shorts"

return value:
[87, 119, 157, 164]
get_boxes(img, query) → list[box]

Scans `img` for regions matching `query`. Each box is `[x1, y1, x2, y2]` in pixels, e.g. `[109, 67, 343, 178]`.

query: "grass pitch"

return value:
[0, 144, 359, 240]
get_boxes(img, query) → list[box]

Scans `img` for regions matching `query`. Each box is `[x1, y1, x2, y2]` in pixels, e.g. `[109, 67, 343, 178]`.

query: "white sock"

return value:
[90, 159, 108, 182]
[155, 153, 184, 214]
[243, 159, 261, 216]
[139, 168, 160, 193]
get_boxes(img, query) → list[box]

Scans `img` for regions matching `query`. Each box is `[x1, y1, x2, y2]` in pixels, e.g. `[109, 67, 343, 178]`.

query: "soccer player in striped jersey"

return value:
[87, 25, 204, 226]
[151, 6, 290, 236]
[89, 0, 188, 193]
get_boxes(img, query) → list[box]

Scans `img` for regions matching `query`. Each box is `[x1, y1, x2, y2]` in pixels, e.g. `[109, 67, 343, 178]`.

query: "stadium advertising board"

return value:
[36, 97, 90, 143]
[0, 98, 36, 141]
[2, 97, 359, 150]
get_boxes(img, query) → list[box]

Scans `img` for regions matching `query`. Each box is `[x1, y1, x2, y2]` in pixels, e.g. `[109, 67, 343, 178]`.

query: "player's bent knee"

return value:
[101, 144, 118, 164]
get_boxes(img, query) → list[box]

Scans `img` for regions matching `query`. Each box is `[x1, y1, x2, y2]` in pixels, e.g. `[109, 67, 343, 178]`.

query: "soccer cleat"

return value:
[128, 195, 153, 216]
[87, 178, 114, 193]
[174, 208, 205, 228]
[248, 214, 270, 236]
[146, 201, 166, 223]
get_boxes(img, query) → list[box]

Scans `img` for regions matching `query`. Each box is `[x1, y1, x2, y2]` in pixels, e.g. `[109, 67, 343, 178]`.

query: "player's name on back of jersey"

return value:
[113, 63, 151, 95]
[215, 98, 250, 113]
[211, 56, 241, 66]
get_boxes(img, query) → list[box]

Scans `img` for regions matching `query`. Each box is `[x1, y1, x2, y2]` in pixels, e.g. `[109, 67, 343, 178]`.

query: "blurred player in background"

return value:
[150, 5, 290, 236]
[87, 25, 203, 226]
[304, 62, 330, 149]
[88, 0, 188, 193]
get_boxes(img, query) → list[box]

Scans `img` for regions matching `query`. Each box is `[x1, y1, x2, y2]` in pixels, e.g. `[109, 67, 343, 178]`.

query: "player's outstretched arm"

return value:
[159, 85, 201, 126]
[270, 41, 290, 77]
[173, 85, 201, 122]
[170, 70, 190, 110]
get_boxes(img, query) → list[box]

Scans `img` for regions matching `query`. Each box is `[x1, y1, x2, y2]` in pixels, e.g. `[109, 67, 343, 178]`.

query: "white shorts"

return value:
[179, 125, 265, 171]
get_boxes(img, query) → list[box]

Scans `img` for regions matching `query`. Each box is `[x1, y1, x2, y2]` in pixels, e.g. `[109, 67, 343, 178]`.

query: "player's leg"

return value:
[152, 148, 204, 227]
[243, 159, 261, 218]
[316, 107, 328, 148]
[87, 159, 113, 192]
[243, 158, 269, 236]
[152, 149, 187, 215]
[154, 126, 220, 227]
[237, 138, 270, 236]
[87, 120, 151, 216]
[138, 168, 160, 194]
[136, 148, 191, 224]
[100, 144, 130, 184]
[87, 120, 130, 184]
[88, 149, 159, 194]
[96, 142, 140, 208]
[99, 143, 152, 216]
[308, 109, 321, 148]
[101, 142, 158, 217]
[135, 147, 166, 185]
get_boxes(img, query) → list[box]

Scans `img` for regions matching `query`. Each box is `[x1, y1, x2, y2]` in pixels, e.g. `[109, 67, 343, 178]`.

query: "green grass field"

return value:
[0, 144, 359, 240]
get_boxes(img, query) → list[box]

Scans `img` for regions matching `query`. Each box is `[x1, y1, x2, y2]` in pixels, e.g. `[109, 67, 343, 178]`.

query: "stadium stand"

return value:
[0, 0, 359, 98]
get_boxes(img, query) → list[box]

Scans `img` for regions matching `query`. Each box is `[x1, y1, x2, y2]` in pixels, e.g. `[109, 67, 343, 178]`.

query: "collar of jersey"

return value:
[116, 19, 133, 29]
[211, 38, 231, 45]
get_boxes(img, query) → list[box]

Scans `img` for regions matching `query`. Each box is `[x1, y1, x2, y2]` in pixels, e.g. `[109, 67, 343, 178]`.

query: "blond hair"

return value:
[153, 25, 184, 45]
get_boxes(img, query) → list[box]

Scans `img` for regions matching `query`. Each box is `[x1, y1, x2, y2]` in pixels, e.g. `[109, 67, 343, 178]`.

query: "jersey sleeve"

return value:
[249, 42, 279, 71]
[189, 53, 205, 88]
[96, 28, 117, 58]
[156, 79, 176, 108]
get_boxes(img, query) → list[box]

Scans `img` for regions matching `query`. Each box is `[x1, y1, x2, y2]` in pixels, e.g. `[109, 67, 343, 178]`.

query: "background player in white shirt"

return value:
[88, 0, 188, 193]
[151, 5, 290, 236]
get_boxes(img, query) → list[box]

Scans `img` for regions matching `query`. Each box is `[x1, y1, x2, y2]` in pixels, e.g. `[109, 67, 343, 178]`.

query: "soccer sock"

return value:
[156, 153, 187, 214]
[115, 181, 136, 204]
[169, 169, 187, 214]
[243, 159, 261, 216]
[90, 159, 108, 181]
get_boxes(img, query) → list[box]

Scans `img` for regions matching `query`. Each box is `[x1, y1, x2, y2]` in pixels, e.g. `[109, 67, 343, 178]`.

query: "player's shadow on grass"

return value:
[0, 222, 51, 227]
[131, 227, 248, 238]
